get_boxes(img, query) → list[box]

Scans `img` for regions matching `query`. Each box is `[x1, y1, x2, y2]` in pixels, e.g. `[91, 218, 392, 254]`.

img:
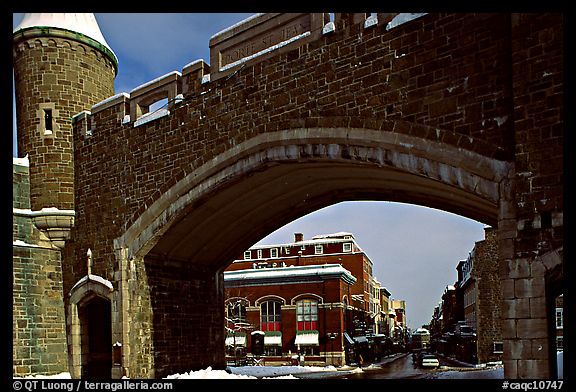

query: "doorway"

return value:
[79, 296, 112, 379]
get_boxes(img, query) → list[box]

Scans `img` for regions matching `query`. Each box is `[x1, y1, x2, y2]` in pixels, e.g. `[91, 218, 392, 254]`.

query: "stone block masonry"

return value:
[61, 13, 563, 378]
[13, 163, 68, 377]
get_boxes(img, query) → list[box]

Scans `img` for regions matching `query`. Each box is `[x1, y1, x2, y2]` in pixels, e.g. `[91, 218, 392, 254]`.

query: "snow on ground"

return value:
[166, 365, 356, 379]
[14, 365, 360, 380]
[14, 372, 72, 379]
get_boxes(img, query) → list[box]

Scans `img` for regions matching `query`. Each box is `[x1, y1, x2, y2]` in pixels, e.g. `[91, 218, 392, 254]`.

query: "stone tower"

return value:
[13, 13, 117, 241]
[12, 13, 117, 377]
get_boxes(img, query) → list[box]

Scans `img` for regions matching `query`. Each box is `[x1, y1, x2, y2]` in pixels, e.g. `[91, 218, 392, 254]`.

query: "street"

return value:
[306, 353, 504, 379]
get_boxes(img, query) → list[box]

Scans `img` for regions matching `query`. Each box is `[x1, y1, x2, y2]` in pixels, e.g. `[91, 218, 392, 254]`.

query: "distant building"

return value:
[223, 232, 401, 365]
[412, 327, 431, 349]
[458, 227, 502, 363]
[430, 227, 502, 364]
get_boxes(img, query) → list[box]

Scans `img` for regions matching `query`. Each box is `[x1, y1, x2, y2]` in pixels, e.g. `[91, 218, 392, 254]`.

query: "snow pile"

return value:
[166, 365, 343, 379]
[14, 372, 71, 379]
[165, 367, 258, 379]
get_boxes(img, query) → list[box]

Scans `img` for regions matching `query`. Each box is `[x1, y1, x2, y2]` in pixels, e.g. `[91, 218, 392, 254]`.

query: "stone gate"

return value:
[13, 13, 563, 379]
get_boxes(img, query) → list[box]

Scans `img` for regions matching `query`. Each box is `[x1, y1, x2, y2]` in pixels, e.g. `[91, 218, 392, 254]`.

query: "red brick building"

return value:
[223, 232, 378, 366]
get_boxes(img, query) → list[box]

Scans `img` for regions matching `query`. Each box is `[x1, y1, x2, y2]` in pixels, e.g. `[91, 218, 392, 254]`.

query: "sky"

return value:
[12, 13, 488, 331]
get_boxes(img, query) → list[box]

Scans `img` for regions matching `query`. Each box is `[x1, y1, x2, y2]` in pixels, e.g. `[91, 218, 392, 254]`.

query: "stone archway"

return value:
[68, 275, 113, 379]
[113, 127, 513, 377]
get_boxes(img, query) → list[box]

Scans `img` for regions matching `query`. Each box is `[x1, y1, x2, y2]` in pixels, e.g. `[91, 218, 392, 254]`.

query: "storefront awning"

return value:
[344, 332, 354, 346]
[264, 331, 282, 346]
[225, 332, 246, 347]
[295, 330, 319, 346]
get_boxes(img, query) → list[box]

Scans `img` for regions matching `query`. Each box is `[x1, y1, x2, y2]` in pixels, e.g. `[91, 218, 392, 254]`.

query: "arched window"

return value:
[296, 299, 318, 331]
[260, 301, 282, 331]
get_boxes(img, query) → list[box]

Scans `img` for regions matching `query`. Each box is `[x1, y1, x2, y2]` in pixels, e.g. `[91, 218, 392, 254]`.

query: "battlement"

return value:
[75, 13, 417, 131]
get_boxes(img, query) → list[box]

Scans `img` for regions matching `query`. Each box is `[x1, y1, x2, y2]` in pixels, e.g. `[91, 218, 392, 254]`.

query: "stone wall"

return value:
[64, 13, 562, 378]
[474, 228, 503, 363]
[71, 12, 517, 299]
[13, 162, 68, 377]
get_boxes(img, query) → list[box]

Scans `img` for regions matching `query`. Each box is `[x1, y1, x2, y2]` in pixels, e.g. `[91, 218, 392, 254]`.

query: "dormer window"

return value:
[343, 242, 352, 252]
[315, 245, 323, 255]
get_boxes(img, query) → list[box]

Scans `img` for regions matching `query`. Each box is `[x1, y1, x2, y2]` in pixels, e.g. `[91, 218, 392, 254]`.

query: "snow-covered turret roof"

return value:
[14, 13, 117, 71]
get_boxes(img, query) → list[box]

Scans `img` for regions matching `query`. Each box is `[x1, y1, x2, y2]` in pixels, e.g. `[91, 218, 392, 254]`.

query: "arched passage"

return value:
[116, 127, 509, 265]
[114, 127, 513, 377]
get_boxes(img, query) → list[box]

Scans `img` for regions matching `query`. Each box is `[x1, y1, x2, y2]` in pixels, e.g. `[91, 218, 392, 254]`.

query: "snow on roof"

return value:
[129, 71, 182, 94]
[386, 13, 428, 31]
[13, 240, 40, 248]
[311, 232, 354, 240]
[14, 13, 117, 61]
[13, 155, 29, 167]
[92, 92, 130, 110]
[250, 232, 358, 251]
[70, 274, 113, 293]
[220, 31, 310, 72]
[13, 207, 75, 217]
[210, 13, 264, 40]
[133, 108, 170, 128]
[224, 263, 356, 285]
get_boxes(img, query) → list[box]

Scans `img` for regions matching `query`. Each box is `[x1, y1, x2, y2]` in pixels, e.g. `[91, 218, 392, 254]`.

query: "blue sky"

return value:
[12, 13, 487, 330]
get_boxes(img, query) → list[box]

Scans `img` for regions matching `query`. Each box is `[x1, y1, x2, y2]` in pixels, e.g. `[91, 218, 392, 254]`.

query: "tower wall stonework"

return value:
[13, 162, 68, 377]
[13, 34, 115, 211]
[13, 22, 116, 378]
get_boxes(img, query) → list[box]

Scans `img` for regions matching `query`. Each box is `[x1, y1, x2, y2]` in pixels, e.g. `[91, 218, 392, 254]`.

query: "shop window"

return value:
[261, 301, 282, 331]
[296, 299, 318, 330]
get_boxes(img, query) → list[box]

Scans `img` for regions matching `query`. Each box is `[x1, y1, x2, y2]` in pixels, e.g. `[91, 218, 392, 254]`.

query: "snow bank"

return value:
[14, 372, 71, 379]
[166, 365, 342, 379]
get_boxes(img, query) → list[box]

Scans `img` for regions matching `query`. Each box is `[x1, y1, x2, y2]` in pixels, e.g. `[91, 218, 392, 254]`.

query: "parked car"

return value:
[420, 354, 440, 368]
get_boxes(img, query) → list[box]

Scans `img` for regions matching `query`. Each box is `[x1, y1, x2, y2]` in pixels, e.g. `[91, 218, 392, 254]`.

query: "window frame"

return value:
[260, 301, 282, 332]
[296, 299, 318, 331]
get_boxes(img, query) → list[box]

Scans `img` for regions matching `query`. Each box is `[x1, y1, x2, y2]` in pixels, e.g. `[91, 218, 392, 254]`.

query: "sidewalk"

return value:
[294, 352, 408, 379]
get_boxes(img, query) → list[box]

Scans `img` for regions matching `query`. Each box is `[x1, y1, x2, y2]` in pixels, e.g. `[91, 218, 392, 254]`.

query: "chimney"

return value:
[294, 233, 304, 242]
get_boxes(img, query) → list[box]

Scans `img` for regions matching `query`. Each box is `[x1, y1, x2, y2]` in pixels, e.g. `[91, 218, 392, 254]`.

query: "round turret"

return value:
[13, 13, 117, 212]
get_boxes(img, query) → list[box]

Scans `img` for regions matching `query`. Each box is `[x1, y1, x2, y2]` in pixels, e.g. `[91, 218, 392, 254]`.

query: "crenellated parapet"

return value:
[76, 13, 411, 132]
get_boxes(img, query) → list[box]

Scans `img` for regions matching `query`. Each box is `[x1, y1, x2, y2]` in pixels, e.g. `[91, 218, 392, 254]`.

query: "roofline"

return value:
[224, 263, 357, 286]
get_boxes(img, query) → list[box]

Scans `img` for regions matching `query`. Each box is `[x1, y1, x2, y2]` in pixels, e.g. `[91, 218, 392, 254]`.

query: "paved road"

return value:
[326, 353, 504, 379]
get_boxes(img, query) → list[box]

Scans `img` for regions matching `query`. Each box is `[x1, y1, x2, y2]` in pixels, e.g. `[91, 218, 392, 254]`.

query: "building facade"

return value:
[223, 232, 402, 365]
[430, 227, 503, 364]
